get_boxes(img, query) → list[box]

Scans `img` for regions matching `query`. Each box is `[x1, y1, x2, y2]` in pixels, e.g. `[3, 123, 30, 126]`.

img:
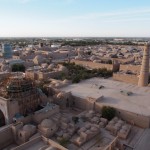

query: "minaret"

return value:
[138, 42, 150, 87]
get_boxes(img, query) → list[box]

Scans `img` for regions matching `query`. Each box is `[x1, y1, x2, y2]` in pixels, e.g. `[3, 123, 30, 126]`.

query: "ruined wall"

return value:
[113, 73, 139, 85]
[0, 125, 14, 149]
[71, 60, 113, 71]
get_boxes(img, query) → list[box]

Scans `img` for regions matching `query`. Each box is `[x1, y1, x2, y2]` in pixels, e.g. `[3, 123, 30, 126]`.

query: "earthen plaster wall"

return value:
[113, 73, 139, 85]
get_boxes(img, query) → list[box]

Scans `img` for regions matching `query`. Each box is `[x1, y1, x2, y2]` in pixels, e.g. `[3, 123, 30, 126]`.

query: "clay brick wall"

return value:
[71, 60, 113, 70]
[113, 73, 139, 85]
[120, 65, 141, 73]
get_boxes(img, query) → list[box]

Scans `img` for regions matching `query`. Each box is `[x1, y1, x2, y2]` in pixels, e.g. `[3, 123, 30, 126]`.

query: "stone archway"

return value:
[0, 110, 5, 127]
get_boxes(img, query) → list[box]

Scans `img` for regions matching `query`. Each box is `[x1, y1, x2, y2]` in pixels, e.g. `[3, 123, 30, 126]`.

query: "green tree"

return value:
[102, 106, 116, 121]
[12, 64, 26, 72]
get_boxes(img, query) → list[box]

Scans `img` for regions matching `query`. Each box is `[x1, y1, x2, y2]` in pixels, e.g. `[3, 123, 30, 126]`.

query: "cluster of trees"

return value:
[102, 106, 116, 121]
[62, 40, 103, 46]
[61, 40, 144, 47]
[59, 62, 113, 83]
[12, 64, 26, 72]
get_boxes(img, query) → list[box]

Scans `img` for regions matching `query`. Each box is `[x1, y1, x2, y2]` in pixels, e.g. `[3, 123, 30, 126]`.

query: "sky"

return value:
[0, 0, 150, 37]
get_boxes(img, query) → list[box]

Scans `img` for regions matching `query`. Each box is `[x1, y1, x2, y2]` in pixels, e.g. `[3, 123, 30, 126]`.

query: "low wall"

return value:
[120, 65, 141, 73]
[73, 96, 87, 110]
[13, 136, 68, 150]
[13, 136, 42, 150]
[33, 106, 59, 124]
[113, 73, 139, 85]
[95, 103, 150, 128]
[16, 115, 32, 125]
[0, 125, 14, 149]
[73, 96, 98, 110]
[71, 60, 114, 71]
[116, 108, 150, 128]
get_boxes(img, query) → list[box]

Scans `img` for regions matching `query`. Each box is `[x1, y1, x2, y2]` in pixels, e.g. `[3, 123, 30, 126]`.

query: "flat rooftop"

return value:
[60, 78, 150, 116]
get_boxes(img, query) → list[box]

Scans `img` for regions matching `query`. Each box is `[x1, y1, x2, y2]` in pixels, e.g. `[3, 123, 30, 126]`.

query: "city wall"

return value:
[113, 73, 139, 85]
[71, 60, 117, 71]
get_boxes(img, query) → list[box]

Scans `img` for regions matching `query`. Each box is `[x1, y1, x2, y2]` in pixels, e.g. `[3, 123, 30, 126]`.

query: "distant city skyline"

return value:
[0, 0, 150, 37]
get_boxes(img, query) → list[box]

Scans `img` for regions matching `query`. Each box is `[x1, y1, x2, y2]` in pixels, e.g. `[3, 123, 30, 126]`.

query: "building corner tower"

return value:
[138, 42, 150, 87]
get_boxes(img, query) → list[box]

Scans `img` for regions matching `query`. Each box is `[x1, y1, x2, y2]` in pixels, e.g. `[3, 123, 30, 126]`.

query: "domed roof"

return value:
[116, 122, 122, 126]
[75, 55, 83, 60]
[41, 63, 48, 68]
[85, 113, 93, 118]
[41, 119, 54, 128]
[99, 122, 104, 126]
[58, 65, 67, 72]
[85, 130, 92, 134]
[63, 133, 70, 139]
[109, 120, 115, 125]
[120, 129, 126, 134]
[122, 125, 128, 130]
[118, 120, 124, 124]
[80, 127, 86, 132]
[1, 59, 6, 64]
[85, 124, 91, 129]
[57, 92, 65, 98]
[51, 80, 59, 84]
[89, 110, 95, 114]
[113, 117, 119, 122]
[34, 55, 43, 60]
[48, 64, 54, 69]
[93, 60, 100, 63]
[23, 124, 36, 133]
[90, 55, 97, 61]
[90, 126, 98, 132]
[55, 83, 61, 87]
[114, 126, 120, 130]
[63, 79, 70, 84]
[92, 117, 99, 122]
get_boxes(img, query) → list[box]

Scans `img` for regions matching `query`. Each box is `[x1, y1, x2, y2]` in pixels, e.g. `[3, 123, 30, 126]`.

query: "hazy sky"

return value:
[0, 0, 150, 37]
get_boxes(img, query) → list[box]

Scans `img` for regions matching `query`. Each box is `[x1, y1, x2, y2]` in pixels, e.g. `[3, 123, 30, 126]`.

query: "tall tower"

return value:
[138, 42, 150, 87]
[2, 43, 12, 59]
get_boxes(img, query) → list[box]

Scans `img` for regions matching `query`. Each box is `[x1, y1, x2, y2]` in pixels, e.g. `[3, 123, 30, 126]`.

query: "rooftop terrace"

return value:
[60, 78, 150, 116]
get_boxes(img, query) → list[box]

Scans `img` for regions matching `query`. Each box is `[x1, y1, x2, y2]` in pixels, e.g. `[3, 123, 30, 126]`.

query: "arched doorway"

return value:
[0, 110, 5, 127]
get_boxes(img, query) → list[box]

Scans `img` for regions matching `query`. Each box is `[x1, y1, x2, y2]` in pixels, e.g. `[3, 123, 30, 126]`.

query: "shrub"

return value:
[102, 106, 116, 121]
